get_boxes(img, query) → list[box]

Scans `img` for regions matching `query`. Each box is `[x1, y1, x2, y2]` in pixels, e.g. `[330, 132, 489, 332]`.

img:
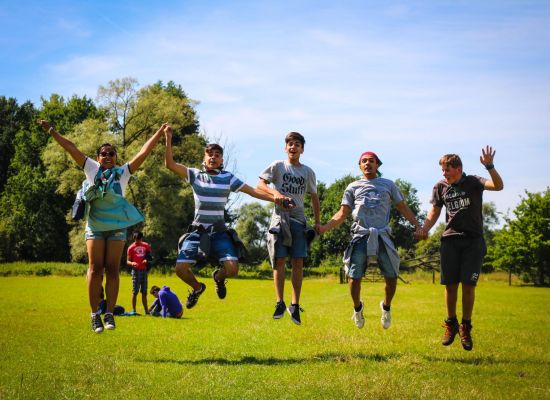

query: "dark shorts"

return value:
[131, 269, 148, 294]
[274, 220, 308, 260]
[348, 236, 397, 279]
[440, 236, 486, 286]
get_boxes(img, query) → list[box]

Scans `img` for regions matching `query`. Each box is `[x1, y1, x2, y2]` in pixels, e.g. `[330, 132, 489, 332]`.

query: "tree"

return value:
[489, 189, 550, 285]
[235, 202, 272, 264]
[390, 179, 426, 255]
[0, 97, 36, 193]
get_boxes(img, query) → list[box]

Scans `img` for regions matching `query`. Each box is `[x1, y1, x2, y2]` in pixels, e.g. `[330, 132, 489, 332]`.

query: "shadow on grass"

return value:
[422, 354, 550, 366]
[137, 351, 402, 366]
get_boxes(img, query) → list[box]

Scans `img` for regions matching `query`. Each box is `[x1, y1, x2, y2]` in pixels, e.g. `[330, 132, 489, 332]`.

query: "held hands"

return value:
[480, 145, 496, 168]
[163, 123, 173, 142]
[414, 226, 428, 240]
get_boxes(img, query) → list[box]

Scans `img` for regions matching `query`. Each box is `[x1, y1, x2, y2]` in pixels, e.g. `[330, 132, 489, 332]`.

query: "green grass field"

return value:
[1, 274, 549, 399]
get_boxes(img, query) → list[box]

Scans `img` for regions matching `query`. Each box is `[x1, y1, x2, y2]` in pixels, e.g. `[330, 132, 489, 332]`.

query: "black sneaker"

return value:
[103, 313, 116, 330]
[91, 313, 104, 333]
[186, 282, 206, 309]
[213, 270, 227, 299]
[273, 300, 286, 319]
[287, 304, 303, 325]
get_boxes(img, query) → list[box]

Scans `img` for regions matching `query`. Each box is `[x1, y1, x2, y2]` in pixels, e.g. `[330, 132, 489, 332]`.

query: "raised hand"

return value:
[480, 145, 496, 167]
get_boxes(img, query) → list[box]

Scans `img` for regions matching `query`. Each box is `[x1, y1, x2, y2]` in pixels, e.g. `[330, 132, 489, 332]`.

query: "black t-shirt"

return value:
[431, 174, 486, 238]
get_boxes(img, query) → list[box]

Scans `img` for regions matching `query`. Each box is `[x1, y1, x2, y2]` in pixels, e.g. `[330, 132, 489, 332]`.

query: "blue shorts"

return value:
[274, 220, 307, 259]
[348, 236, 397, 279]
[85, 228, 127, 241]
[177, 231, 238, 264]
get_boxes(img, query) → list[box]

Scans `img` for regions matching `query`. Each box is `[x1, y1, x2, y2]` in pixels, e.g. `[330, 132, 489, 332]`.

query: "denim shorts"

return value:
[85, 228, 127, 241]
[274, 220, 308, 259]
[348, 236, 397, 279]
[177, 231, 238, 264]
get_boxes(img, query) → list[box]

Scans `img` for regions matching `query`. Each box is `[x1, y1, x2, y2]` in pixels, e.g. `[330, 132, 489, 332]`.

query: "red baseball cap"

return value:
[358, 151, 382, 166]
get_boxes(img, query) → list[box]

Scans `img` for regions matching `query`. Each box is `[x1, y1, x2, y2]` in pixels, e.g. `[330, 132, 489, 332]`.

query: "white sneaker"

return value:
[380, 300, 391, 329]
[352, 301, 365, 329]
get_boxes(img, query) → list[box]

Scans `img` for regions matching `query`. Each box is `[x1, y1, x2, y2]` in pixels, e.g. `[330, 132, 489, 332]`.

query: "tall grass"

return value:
[0, 275, 548, 399]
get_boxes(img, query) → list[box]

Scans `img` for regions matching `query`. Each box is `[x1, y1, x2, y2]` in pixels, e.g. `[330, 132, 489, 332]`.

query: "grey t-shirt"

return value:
[260, 160, 317, 223]
[341, 177, 404, 229]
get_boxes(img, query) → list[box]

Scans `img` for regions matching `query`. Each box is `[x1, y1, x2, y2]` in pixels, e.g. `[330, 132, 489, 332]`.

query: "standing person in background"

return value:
[318, 151, 423, 330]
[39, 120, 165, 334]
[257, 131, 320, 325]
[127, 231, 152, 315]
[420, 146, 503, 351]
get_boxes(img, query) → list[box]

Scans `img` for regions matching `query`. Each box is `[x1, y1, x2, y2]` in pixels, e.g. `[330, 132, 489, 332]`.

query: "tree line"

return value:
[0, 78, 548, 285]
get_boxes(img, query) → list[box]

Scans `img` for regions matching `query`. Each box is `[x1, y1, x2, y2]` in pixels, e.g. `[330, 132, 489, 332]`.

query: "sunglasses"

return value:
[99, 151, 116, 157]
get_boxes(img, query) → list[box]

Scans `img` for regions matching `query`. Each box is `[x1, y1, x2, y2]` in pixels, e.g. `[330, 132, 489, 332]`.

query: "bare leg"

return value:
[86, 239, 106, 313]
[217, 259, 239, 279]
[383, 277, 397, 307]
[273, 257, 286, 302]
[175, 262, 201, 290]
[141, 292, 148, 313]
[131, 292, 137, 312]
[104, 240, 125, 313]
[349, 278, 362, 309]
[445, 283, 460, 318]
[462, 284, 476, 320]
[290, 257, 304, 305]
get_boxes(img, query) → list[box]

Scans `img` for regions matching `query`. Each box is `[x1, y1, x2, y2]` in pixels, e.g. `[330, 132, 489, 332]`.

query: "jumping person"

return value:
[163, 124, 283, 309]
[420, 146, 503, 350]
[39, 120, 165, 333]
[127, 231, 152, 315]
[257, 131, 320, 325]
[318, 151, 423, 329]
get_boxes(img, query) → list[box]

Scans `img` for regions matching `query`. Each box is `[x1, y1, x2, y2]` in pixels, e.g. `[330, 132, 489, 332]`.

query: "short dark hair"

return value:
[96, 143, 117, 157]
[439, 154, 463, 168]
[150, 285, 160, 295]
[285, 132, 305, 147]
[133, 231, 143, 241]
[205, 143, 224, 155]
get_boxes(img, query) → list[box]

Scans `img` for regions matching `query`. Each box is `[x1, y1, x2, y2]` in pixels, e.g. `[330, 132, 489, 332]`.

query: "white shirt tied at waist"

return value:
[342, 223, 400, 277]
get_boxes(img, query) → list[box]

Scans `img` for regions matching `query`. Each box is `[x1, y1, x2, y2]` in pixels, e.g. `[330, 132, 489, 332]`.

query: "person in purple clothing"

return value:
[148, 285, 183, 318]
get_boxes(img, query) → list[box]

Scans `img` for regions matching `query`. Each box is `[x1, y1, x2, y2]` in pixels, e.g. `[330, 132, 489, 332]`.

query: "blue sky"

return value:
[2, 1, 549, 223]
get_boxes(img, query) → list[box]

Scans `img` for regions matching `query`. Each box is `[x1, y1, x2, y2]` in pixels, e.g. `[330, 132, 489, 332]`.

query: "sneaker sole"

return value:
[287, 309, 301, 325]
[94, 328, 104, 333]
[105, 325, 115, 330]
[273, 314, 285, 320]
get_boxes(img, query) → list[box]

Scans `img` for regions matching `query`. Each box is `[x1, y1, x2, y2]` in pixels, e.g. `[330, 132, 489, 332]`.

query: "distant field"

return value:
[0, 274, 548, 399]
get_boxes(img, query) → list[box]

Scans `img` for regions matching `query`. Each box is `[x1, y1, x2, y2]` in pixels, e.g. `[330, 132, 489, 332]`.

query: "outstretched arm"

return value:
[128, 123, 167, 173]
[240, 184, 276, 202]
[164, 124, 188, 178]
[318, 205, 351, 235]
[479, 145, 504, 191]
[395, 201, 424, 239]
[39, 120, 86, 168]
[421, 205, 442, 238]
[257, 178, 286, 206]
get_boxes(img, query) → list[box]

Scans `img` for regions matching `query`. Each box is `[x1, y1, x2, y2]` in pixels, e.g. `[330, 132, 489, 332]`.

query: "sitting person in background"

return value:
[148, 285, 183, 318]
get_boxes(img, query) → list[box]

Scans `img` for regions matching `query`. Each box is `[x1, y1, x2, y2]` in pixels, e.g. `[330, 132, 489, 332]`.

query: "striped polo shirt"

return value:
[187, 167, 245, 227]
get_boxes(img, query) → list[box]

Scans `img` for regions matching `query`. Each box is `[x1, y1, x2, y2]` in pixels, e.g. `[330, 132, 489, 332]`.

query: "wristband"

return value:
[48, 127, 54, 134]
[485, 163, 494, 170]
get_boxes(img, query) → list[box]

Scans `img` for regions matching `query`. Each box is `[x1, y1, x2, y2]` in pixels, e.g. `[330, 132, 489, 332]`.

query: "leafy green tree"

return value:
[235, 202, 272, 264]
[0, 97, 36, 193]
[390, 179, 426, 255]
[489, 189, 550, 285]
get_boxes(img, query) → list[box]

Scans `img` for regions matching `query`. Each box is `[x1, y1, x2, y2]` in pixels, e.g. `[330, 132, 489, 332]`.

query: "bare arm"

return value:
[257, 178, 286, 205]
[127, 123, 167, 173]
[39, 120, 86, 168]
[318, 205, 351, 235]
[164, 124, 188, 178]
[479, 145, 504, 191]
[309, 192, 321, 231]
[240, 184, 276, 202]
[422, 205, 442, 235]
[395, 201, 424, 239]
